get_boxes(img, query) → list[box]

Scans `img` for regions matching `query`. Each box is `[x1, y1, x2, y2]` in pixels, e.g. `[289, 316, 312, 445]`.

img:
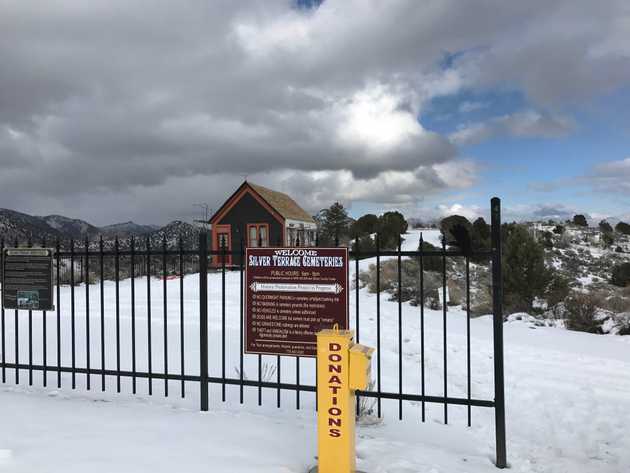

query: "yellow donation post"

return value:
[313, 328, 374, 473]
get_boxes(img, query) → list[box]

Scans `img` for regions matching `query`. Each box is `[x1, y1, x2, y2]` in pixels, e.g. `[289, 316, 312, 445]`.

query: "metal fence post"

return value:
[199, 231, 209, 411]
[491, 197, 507, 468]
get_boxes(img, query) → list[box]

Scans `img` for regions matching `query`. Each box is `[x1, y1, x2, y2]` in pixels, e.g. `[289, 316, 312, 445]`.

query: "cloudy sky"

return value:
[1, 0, 629, 225]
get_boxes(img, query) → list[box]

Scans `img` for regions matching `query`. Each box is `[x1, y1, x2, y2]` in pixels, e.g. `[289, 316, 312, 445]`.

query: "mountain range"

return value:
[0, 208, 199, 247]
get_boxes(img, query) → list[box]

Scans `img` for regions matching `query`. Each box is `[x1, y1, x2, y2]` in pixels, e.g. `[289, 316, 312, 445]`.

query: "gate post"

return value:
[199, 231, 209, 411]
[491, 197, 507, 468]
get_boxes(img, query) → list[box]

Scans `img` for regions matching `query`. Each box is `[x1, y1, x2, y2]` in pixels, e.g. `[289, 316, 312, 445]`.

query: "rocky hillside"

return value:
[105, 221, 201, 250]
[99, 221, 158, 239]
[145, 220, 199, 248]
[0, 209, 64, 244]
[40, 215, 100, 240]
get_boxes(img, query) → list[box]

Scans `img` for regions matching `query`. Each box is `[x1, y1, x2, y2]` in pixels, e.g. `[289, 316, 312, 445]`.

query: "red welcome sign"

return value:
[244, 247, 348, 357]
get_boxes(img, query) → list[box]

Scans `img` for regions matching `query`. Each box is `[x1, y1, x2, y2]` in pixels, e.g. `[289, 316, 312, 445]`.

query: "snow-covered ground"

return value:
[1, 231, 629, 472]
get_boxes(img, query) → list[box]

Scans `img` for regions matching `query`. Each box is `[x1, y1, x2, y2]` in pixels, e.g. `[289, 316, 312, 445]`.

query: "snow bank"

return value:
[1, 252, 629, 472]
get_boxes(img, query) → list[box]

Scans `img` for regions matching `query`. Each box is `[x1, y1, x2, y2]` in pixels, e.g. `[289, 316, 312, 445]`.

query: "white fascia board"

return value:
[285, 219, 317, 229]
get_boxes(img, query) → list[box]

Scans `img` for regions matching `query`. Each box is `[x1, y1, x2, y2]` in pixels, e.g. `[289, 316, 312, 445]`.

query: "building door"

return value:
[213, 224, 232, 266]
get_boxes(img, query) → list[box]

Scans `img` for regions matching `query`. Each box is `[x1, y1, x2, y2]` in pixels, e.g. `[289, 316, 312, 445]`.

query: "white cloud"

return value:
[450, 110, 575, 146]
[0, 0, 628, 223]
[412, 201, 591, 225]
[436, 203, 484, 221]
[449, 123, 493, 147]
[587, 157, 630, 194]
[334, 83, 422, 153]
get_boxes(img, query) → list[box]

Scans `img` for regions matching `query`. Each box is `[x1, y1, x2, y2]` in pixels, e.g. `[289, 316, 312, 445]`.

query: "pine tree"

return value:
[599, 220, 613, 234]
[611, 262, 630, 287]
[502, 224, 551, 313]
[573, 214, 588, 227]
[315, 202, 352, 246]
[378, 211, 408, 249]
[440, 215, 472, 248]
[351, 214, 379, 237]
[615, 221, 630, 235]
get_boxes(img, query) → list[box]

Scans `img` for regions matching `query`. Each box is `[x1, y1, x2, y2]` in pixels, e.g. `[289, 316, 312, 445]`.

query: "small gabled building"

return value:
[209, 181, 317, 266]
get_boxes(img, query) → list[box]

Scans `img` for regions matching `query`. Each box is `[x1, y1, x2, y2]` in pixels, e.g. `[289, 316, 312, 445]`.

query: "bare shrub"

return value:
[470, 286, 493, 316]
[356, 380, 380, 424]
[604, 295, 630, 313]
[564, 293, 603, 334]
[234, 362, 277, 382]
[545, 274, 571, 307]
[364, 261, 395, 294]
[447, 278, 464, 306]
[356, 270, 371, 289]
[361, 258, 446, 309]
[554, 236, 570, 249]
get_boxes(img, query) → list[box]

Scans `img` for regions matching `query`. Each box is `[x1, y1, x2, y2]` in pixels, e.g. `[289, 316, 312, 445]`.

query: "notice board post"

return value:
[244, 247, 348, 357]
[2, 248, 54, 311]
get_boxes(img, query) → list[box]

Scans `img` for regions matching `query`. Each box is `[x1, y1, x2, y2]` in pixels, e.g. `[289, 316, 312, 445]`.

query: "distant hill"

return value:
[100, 221, 158, 239]
[603, 214, 630, 227]
[147, 220, 198, 246]
[0, 209, 64, 244]
[40, 215, 100, 240]
[0, 208, 197, 248]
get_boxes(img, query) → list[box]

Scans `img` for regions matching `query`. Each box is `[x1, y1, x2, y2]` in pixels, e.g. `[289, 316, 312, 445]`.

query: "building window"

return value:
[218, 233, 229, 248]
[247, 223, 269, 247]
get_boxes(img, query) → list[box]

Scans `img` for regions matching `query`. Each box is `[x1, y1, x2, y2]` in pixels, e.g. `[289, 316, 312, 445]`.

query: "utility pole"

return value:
[193, 203, 211, 230]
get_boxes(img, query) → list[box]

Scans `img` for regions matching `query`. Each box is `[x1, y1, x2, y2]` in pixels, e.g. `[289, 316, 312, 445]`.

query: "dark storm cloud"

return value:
[0, 0, 628, 223]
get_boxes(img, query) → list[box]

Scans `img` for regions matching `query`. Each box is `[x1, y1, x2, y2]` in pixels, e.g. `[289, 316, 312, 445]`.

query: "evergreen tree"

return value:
[378, 211, 408, 249]
[611, 262, 630, 287]
[440, 215, 472, 249]
[351, 233, 376, 259]
[415, 240, 442, 272]
[502, 224, 551, 313]
[379, 211, 408, 235]
[615, 221, 630, 235]
[573, 214, 588, 227]
[351, 214, 379, 237]
[471, 217, 491, 256]
[545, 274, 570, 307]
[541, 230, 555, 249]
[599, 220, 613, 234]
[314, 202, 352, 246]
[472, 217, 490, 242]
[601, 232, 615, 248]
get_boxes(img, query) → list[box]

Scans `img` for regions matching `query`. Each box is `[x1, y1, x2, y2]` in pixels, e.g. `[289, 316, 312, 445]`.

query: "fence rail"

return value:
[0, 198, 507, 468]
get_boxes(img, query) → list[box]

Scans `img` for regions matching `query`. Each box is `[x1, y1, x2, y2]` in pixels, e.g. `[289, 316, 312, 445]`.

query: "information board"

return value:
[245, 247, 348, 357]
[2, 248, 54, 311]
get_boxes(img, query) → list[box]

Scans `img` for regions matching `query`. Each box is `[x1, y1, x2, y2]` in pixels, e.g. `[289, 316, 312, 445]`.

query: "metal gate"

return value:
[0, 198, 506, 468]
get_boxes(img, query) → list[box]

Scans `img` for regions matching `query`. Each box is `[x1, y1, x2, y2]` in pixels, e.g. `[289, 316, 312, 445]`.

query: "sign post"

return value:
[2, 248, 54, 311]
[244, 247, 348, 357]
[312, 327, 374, 473]
[244, 247, 373, 471]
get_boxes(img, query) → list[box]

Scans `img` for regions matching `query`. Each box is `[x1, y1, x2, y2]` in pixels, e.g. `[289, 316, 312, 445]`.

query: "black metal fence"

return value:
[0, 198, 507, 468]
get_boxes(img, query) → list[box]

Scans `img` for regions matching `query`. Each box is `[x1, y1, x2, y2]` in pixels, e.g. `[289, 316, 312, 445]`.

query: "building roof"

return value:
[249, 183, 315, 223]
[209, 181, 315, 224]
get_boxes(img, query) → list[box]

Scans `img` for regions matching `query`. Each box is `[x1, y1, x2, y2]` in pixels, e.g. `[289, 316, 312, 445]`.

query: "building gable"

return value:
[210, 182, 284, 226]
